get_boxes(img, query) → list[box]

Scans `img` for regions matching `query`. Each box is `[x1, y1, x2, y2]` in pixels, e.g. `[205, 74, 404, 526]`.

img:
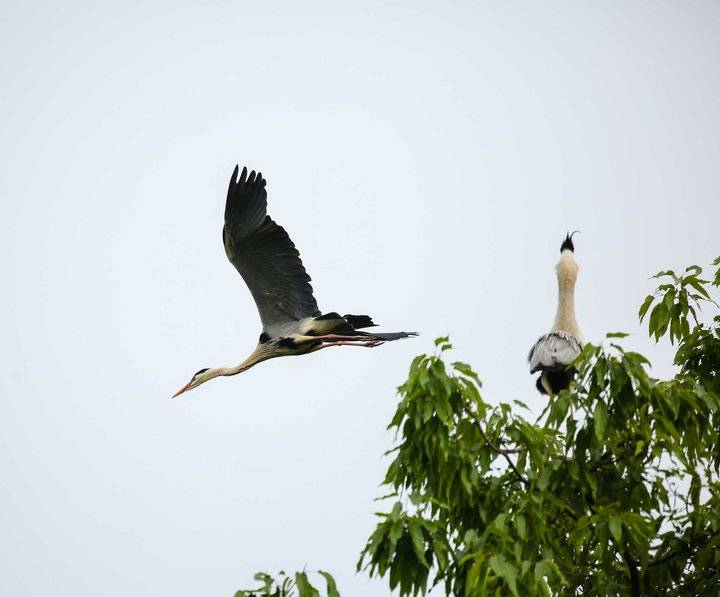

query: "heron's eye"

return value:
[195, 368, 209, 376]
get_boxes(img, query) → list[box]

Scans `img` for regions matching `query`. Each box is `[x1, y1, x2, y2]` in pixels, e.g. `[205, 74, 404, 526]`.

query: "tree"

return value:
[236, 257, 720, 596]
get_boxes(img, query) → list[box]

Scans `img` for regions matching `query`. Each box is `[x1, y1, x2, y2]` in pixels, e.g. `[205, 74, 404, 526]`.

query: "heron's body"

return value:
[528, 234, 583, 395]
[173, 166, 417, 397]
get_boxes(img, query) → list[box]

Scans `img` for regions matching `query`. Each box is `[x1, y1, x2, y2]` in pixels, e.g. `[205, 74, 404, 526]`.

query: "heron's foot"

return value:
[311, 333, 370, 341]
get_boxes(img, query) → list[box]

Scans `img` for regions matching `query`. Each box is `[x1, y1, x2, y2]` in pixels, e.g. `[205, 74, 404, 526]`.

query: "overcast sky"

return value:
[2, 2, 719, 595]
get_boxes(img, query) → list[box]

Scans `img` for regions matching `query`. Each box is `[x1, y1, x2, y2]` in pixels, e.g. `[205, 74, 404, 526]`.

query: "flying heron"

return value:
[172, 165, 417, 398]
[528, 232, 584, 395]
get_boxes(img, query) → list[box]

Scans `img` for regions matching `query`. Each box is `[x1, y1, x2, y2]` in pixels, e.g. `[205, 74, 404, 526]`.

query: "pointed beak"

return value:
[171, 382, 191, 399]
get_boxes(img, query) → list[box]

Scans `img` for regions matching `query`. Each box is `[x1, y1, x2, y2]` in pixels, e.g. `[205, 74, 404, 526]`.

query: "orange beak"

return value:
[171, 381, 192, 399]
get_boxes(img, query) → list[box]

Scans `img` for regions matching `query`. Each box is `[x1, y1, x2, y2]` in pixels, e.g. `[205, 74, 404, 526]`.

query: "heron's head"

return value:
[556, 231, 579, 287]
[172, 368, 216, 398]
[560, 231, 579, 253]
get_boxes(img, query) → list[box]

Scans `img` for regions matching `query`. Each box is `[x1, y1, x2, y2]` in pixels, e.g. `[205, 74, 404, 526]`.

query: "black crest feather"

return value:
[560, 231, 579, 253]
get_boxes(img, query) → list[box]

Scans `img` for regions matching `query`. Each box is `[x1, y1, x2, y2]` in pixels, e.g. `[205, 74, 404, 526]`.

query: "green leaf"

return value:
[434, 336, 453, 352]
[653, 269, 675, 279]
[639, 294, 655, 322]
[318, 571, 340, 597]
[389, 501, 402, 522]
[534, 560, 551, 582]
[609, 515, 623, 544]
[389, 520, 403, 546]
[516, 514, 527, 540]
[662, 288, 676, 311]
[606, 331, 629, 338]
[489, 554, 519, 596]
[465, 556, 484, 594]
[408, 521, 429, 567]
[648, 303, 666, 337]
[452, 361, 481, 384]
[494, 513, 508, 532]
[594, 401, 608, 441]
[295, 572, 320, 597]
[685, 276, 710, 299]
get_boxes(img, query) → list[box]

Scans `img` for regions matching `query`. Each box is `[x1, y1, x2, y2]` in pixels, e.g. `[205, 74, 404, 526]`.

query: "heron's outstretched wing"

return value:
[528, 331, 582, 373]
[223, 166, 320, 336]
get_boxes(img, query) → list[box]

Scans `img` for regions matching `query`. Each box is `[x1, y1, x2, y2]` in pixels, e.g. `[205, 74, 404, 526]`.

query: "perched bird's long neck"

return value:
[553, 291, 579, 336]
[552, 254, 581, 337]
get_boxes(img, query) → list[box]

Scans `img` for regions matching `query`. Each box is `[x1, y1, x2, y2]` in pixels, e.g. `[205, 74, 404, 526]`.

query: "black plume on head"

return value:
[560, 231, 578, 253]
[194, 368, 209, 376]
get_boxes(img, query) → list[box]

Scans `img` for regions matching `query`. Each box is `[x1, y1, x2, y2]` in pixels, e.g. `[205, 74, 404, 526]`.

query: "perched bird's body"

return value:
[173, 166, 417, 397]
[528, 233, 583, 395]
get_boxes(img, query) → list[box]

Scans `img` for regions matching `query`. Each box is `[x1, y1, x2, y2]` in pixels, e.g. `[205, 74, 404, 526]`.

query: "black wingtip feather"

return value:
[230, 166, 268, 190]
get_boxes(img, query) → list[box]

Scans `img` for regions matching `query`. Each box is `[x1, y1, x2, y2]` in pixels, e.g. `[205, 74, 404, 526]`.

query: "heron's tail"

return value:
[536, 368, 575, 395]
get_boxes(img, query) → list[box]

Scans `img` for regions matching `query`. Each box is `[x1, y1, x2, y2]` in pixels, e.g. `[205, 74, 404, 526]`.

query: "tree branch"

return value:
[623, 551, 641, 597]
[649, 529, 720, 569]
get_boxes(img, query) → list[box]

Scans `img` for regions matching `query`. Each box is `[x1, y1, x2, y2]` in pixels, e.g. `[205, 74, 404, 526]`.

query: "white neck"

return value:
[212, 364, 247, 377]
[551, 252, 581, 337]
[208, 345, 271, 379]
[552, 286, 579, 335]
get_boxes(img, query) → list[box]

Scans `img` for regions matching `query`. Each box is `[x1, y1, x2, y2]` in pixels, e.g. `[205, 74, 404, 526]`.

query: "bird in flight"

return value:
[172, 165, 417, 398]
[528, 232, 583, 395]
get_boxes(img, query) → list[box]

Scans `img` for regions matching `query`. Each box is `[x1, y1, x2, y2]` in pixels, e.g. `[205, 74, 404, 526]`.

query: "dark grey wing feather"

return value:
[223, 166, 320, 334]
[528, 331, 582, 373]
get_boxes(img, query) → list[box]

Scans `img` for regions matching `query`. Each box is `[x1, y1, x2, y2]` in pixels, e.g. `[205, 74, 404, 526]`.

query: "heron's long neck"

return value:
[212, 347, 268, 378]
[213, 364, 249, 377]
[552, 276, 580, 336]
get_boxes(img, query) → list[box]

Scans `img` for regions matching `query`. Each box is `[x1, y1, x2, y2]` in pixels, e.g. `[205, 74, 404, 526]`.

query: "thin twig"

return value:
[471, 412, 528, 487]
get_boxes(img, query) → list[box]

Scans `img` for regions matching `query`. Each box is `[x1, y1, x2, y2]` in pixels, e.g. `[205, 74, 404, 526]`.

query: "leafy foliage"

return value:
[358, 257, 720, 595]
[639, 263, 719, 343]
[234, 570, 339, 597]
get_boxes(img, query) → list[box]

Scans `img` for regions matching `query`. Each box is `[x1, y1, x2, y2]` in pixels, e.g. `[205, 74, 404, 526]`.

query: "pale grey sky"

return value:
[1, 1, 719, 595]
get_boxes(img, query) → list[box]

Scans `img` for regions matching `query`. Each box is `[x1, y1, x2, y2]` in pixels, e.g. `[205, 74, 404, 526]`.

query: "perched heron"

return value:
[172, 165, 417, 398]
[528, 232, 583, 395]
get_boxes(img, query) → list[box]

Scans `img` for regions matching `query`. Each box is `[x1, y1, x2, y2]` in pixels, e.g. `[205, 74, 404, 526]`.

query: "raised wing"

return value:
[528, 331, 582, 373]
[223, 166, 320, 335]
